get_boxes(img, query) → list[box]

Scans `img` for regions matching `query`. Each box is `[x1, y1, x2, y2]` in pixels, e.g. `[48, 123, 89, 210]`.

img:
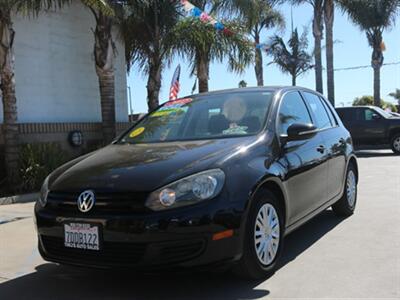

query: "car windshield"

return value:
[119, 91, 274, 144]
[374, 107, 395, 118]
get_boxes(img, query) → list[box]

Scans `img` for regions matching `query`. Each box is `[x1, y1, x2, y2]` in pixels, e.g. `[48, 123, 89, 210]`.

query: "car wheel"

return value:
[233, 190, 284, 280]
[332, 163, 357, 217]
[390, 134, 400, 154]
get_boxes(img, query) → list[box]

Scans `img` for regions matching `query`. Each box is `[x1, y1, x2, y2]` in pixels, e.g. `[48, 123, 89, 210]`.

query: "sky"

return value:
[126, 3, 400, 114]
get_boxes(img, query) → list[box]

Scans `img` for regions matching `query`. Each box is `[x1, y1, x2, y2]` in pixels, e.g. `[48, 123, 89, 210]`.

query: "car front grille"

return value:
[41, 235, 206, 267]
[46, 191, 150, 214]
[41, 235, 146, 265]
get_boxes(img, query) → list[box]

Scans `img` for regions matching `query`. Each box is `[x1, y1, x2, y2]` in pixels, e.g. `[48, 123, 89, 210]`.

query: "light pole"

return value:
[127, 86, 133, 115]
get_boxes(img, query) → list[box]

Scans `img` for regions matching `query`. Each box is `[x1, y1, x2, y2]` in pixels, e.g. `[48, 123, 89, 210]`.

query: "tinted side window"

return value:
[278, 92, 312, 135]
[336, 109, 354, 122]
[320, 97, 337, 126]
[303, 92, 332, 129]
[352, 108, 371, 121]
[360, 108, 376, 121]
[336, 109, 347, 121]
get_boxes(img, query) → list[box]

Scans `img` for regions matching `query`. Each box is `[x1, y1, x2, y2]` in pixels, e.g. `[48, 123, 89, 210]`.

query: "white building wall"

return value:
[0, 0, 128, 123]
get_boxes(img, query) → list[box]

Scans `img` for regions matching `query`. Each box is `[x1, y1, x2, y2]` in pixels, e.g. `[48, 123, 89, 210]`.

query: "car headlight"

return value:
[38, 175, 50, 207]
[145, 169, 225, 211]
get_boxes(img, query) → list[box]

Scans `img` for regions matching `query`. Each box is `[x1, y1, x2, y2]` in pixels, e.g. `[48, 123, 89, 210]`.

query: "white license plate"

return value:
[64, 223, 100, 251]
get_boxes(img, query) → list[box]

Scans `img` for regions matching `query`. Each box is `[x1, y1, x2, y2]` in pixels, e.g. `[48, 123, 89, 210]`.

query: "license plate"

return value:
[64, 223, 100, 251]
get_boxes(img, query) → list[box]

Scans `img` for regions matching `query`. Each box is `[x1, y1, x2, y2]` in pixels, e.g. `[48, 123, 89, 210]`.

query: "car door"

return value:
[336, 109, 360, 144]
[302, 92, 347, 201]
[276, 91, 329, 226]
[353, 108, 386, 144]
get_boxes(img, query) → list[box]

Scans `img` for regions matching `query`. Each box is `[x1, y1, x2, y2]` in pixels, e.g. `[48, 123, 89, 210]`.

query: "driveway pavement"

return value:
[0, 150, 399, 299]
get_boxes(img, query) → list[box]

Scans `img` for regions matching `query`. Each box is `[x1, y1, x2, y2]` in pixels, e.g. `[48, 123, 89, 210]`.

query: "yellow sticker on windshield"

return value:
[151, 108, 184, 117]
[129, 127, 145, 138]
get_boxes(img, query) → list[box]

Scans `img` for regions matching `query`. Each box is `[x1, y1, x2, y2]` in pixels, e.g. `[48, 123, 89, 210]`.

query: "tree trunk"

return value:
[254, 33, 264, 86]
[324, 0, 335, 106]
[93, 13, 116, 144]
[371, 41, 383, 107]
[292, 75, 296, 86]
[197, 52, 209, 93]
[312, 0, 324, 94]
[255, 48, 264, 86]
[146, 59, 161, 111]
[373, 66, 381, 107]
[0, 18, 19, 187]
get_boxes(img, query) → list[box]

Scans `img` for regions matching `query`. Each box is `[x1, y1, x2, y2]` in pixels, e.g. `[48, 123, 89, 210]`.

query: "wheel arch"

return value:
[249, 177, 289, 228]
[389, 128, 400, 140]
[348, 155, 359, 183]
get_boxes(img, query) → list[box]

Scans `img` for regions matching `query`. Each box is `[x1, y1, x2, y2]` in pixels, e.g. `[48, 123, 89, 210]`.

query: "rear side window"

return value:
[302, 92, 332, 129]
[319, 97, 337, 126]
[336, 109, 352, 122]
[278, 92, 312, 135]
[336, 108, 377, 122]
[336, 109, 346, 121]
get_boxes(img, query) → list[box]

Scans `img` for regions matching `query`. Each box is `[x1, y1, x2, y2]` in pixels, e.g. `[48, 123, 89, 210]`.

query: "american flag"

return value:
[169, 65, 181, 101]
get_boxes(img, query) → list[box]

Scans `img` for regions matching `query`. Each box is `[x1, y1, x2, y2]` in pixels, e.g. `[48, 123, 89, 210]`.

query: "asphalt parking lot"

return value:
[0, 150, 399, 300]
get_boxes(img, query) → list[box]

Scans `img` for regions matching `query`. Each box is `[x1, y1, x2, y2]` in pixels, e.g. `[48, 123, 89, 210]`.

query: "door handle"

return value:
[316, 145, 325, 153]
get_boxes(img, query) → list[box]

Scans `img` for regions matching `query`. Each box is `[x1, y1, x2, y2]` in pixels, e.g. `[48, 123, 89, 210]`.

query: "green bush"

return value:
[383, 102, 398, 113]
[352, 95, 398, 112]
[19, 143, 69, 192]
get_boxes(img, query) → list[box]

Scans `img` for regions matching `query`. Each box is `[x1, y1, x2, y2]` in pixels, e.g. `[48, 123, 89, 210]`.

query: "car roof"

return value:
[336, 106, 377, 110]
[184, 86, 324, 99]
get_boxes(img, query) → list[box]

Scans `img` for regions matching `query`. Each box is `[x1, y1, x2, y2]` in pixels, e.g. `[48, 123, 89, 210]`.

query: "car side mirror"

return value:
[284, 123, 318, 142]
[372, 113, 381, 120]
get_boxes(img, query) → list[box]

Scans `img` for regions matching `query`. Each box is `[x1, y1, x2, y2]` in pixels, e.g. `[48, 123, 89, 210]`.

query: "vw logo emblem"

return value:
[77, 190, 95, 213]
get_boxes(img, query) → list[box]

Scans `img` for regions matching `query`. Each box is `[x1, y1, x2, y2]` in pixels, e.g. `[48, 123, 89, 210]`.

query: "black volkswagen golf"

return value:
[35, 87, 358, 279]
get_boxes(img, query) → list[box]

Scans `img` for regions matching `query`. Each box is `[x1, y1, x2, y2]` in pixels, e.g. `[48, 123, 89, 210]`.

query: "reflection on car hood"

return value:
[50, 137, 255, 192]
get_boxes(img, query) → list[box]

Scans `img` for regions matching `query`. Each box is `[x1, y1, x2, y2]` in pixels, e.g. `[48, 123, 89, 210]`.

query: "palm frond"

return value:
[337, 0, 398, 31]
[268, 28, 313, 79]
[9, 0, 71, 17]
[172, 17, 254, 76]
[121, 0, 182, 73]
[81, 0, 116, 16]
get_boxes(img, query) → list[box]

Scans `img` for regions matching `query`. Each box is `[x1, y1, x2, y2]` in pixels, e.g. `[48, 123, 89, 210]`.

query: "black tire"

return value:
[390, 134, 400, 154]
[332, 163, 357, 217]
[233, 190, 284, 280]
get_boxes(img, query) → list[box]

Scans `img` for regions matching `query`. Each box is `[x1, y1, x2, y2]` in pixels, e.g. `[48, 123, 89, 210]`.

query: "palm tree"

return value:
[268, 28, 313, 86]
[174, 17, 253, 93]
[230, 0, 284, 86]
[122, 0, 181, 111]
[0, 0, 68, 187]
[324, 0, 335, 105]
[291, 0, 324, 94]
[238, 80, 247, 88]
[81, 0, 121, 143]
[338, 0, 399, 107]
[389, 89, 400, 107]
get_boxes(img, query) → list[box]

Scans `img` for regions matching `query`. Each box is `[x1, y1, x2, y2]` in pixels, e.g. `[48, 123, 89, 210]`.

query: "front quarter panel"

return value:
[218, 130, 289, 229]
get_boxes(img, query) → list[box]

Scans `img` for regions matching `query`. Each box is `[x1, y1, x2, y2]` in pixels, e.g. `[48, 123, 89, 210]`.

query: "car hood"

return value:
[50, 137, 257, 192]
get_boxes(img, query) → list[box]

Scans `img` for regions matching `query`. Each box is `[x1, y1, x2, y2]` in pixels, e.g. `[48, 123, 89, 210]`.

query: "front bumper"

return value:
[35, 198, 244, 270]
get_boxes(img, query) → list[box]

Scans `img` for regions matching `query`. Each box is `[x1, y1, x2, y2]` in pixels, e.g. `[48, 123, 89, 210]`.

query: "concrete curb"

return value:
[0, 193, 39, 206]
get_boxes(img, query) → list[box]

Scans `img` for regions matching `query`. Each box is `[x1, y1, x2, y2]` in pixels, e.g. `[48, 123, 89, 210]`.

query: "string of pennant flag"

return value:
[179, 0, 271, 52]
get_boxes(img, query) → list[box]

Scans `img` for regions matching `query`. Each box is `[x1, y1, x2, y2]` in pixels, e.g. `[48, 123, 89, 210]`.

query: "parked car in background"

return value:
[35, 87, 358, 279]
[336, 106, 400, 154]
